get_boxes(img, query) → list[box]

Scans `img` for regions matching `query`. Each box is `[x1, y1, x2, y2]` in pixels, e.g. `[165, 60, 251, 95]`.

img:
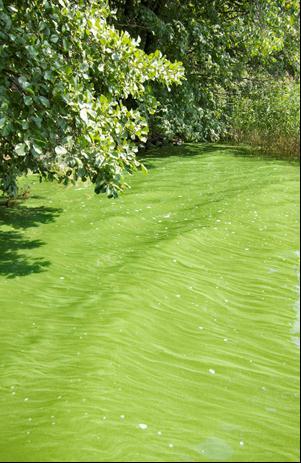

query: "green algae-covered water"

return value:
[0, 145, 300, 462]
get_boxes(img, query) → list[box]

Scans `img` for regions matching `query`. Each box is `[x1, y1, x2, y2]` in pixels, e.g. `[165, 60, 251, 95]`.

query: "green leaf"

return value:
[22, 120, 29, 129]
[55, 145, 67, 155]
[33, 117, 42, 128]
[39, 96, 50, 108]
[24, 96, 33, 106]
[0, 117, 6, 129]
[33, 144, 43, 155]
[15, 143, 27, 156]
[18, 77, 32, 92]
[141, 164, 148, 174]
[50, 34, 59, 43]
[80, 108, 89, 124]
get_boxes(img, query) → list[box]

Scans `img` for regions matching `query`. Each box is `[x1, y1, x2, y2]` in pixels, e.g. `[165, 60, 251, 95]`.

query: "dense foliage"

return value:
[230, 77, 300, 157]
[111, 0, 300, 147]
[0, 0, 184, 198]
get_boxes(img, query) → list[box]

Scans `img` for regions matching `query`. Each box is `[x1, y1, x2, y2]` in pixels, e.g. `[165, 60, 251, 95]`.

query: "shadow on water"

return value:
[140, 143, 299, 168]
[0, 203, 62, 279]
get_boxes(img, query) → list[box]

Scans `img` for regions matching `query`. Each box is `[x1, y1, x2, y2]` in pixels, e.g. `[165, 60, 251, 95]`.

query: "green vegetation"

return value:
[0, 0, 299, 198]
[0, 0, 184, 198]
[230, 77, 300, 157]
[110, 0, 300, 150]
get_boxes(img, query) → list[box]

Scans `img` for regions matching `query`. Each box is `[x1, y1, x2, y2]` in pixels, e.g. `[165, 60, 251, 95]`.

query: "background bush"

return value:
[229, 78, 300, 157]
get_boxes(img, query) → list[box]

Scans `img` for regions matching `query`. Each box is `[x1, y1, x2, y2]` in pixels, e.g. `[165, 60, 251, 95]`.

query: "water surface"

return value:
[0, 144, 299, 462]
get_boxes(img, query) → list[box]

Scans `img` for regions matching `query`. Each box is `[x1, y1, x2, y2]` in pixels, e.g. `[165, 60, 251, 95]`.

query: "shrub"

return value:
[230, 78, 300, 157]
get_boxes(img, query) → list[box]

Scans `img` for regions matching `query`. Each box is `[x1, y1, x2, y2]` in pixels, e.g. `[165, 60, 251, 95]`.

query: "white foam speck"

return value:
[138, 423, 148, 430]
[240, 441, 244, 447]
[209, 369, 216, 375]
